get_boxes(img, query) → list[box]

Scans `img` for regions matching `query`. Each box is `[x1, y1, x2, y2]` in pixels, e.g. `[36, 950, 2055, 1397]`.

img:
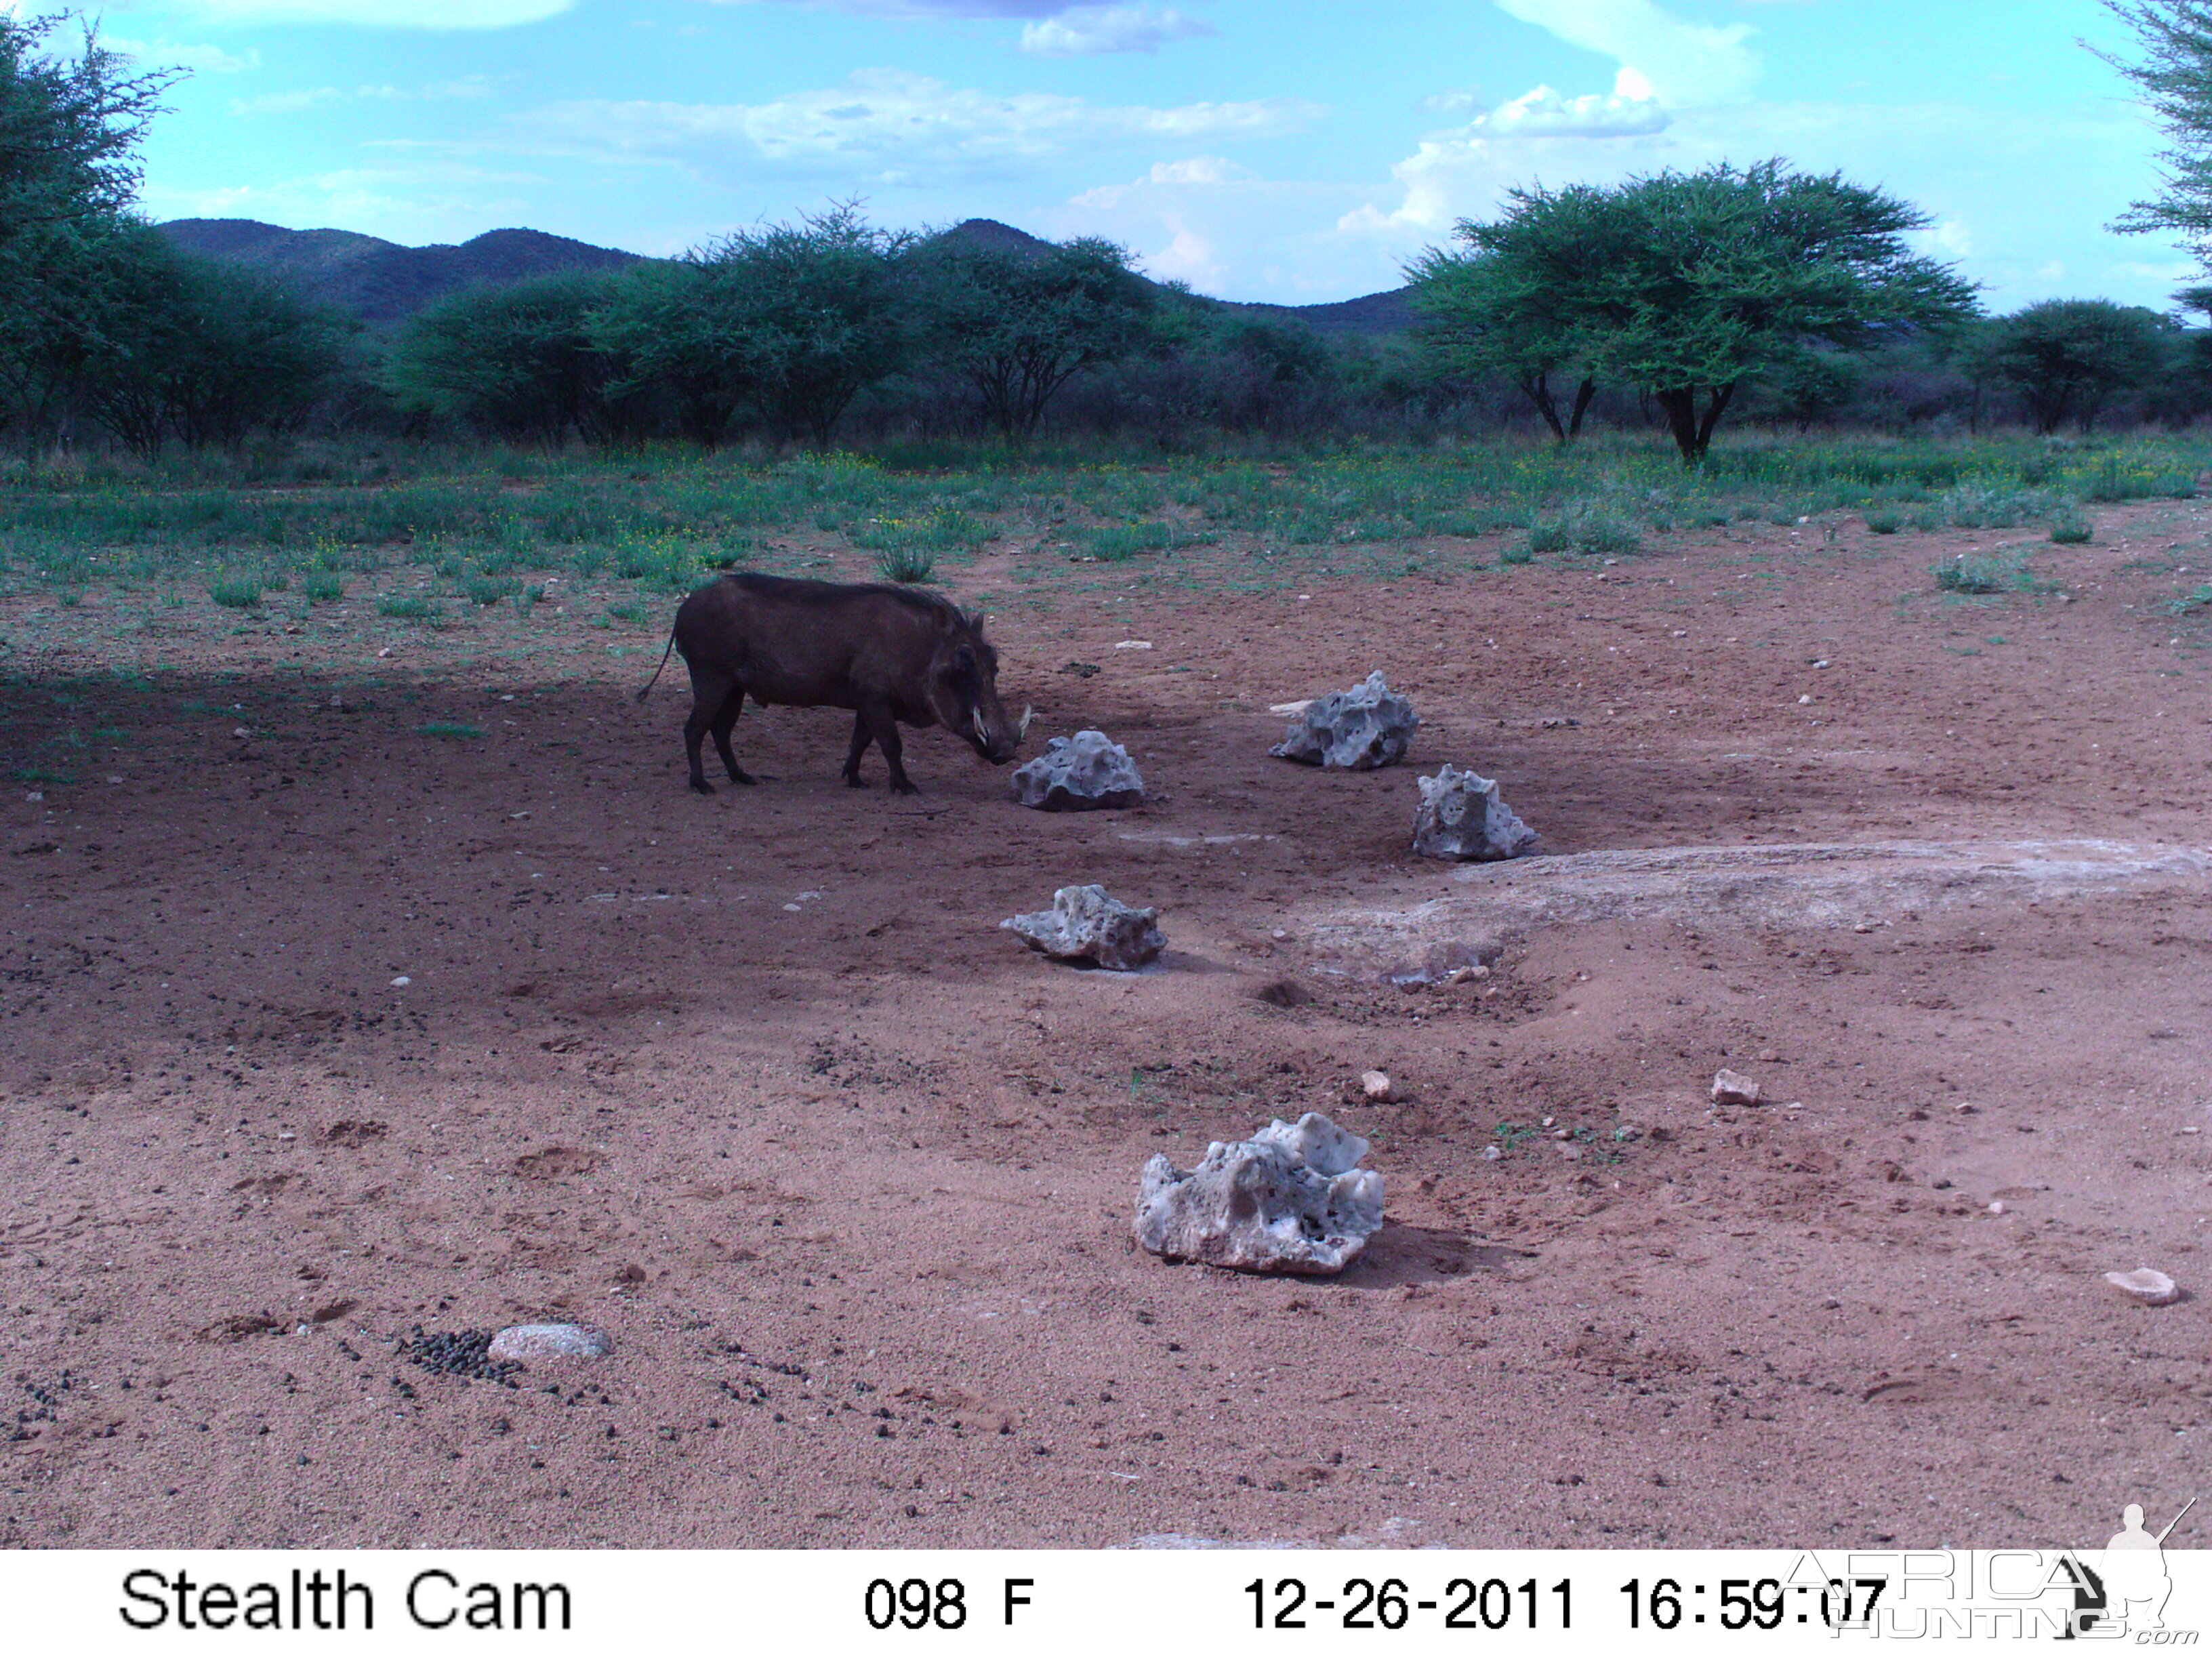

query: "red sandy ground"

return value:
[2, 501, 2208, 1549]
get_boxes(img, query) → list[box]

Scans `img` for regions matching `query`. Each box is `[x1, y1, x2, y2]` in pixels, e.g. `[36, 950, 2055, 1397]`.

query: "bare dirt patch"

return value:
[2, 504, 2209, 1548]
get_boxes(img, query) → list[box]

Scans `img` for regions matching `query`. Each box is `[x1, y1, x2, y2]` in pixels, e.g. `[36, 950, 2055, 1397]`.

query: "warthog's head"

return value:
[928, 613, 1028, 766]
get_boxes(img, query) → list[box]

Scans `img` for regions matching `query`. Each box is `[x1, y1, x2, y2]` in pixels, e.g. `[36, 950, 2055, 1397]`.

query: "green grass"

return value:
[2048, 508, 2094, 545]
[1933, 552, 2043, 595]
[208, 575, 264, 609]
[413, 722, 483, 739]
[874, 544, 937, 583]
[7, 432, 2212, 619]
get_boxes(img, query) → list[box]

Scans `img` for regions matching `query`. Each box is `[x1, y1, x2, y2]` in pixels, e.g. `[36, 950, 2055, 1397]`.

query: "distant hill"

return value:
[930, 218, 1413, 339]
[159, 214, 1413, 337]
[156, 220, 647, 327]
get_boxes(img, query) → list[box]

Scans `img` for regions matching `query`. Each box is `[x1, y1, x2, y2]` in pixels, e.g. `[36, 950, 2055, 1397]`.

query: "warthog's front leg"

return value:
[846, 701, 917, 794]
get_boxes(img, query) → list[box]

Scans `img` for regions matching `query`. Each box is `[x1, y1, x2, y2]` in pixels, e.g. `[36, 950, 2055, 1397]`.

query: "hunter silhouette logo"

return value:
[2090, 1496, 2196, 1636]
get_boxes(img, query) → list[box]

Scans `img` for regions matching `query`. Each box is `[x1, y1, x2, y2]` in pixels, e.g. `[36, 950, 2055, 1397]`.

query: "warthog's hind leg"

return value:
[708, 684, 755, 786]
[841, 711, 874, 787]
[683, 673, 750, 794]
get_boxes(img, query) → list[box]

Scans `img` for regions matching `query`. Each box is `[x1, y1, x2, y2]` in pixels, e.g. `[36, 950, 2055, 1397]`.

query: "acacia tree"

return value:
[588, 261, 752, 447]
[1986, 299, 2174, 432]
[910, 234, 1153, 441]
[0, 13, 177, 448]
[2097, 2, 2212, 259]
[1416, 160, 1979, 464]
[389, 270, 641, 443]
[1407, 184, 1629, 443]
[687, 204, 914, 450]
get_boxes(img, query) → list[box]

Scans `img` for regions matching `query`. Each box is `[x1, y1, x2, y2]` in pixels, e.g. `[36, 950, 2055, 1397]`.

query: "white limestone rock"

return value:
[1411, 764, 1538, 861]
[2103, 1269, 2182, 1307]
[1134, 1112, 1386, 1275]
[488, 1322, 611, 1363]
[1270, 672, 1417, 770]
[1711, 1069, 1762, 1106]
[1002, 884, 1164, 971]
[1011, 730, 1145, 811]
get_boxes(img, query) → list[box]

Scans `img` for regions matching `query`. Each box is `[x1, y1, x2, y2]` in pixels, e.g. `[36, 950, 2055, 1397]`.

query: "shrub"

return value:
[462, 575, 517, 607]
[378, 594, 441, 620]
[301, 571, 345, 602]
[1864, 510, 1902, 534]
[876, 544, 937, 583]
[1933, 553, 2037, 594]
[209, 576, 262, 608]
[2048, 509, 2093, 545]
[413, 722, 483, 739]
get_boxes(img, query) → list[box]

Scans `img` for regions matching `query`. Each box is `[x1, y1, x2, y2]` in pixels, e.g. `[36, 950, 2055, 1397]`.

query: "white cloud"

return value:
[105, 37, 262, 73]
[1481, 83, 1667, 138]
[232, 75, 507, 115]
[231, 87, 344, 114]
[1139, 155, 1253, 185]
[186, 0, 573, 30]
[499, 71, 1321, 182]
[1018, 5, 1209, 55]
[1491, 0, 1761, 106]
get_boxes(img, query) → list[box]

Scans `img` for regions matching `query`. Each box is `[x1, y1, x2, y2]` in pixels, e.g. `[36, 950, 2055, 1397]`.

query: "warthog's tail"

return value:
[636, 626, 680, 703]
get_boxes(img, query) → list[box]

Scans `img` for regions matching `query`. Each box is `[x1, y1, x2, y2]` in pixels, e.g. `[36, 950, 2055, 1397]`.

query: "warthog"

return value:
[638, 573, 1030, 796]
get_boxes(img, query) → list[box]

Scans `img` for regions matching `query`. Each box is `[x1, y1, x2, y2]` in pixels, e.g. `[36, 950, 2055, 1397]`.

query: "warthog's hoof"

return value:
[889, 778, 920, 796]
[689, 779, 714, 796]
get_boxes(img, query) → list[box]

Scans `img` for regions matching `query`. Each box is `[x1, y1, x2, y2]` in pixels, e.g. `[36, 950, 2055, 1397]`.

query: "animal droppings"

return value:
[1270, 672, 1417, 770]
[1711, 1069, 1762, 1106]
[1411, 764, 1539, 861]
[1134, 1112, 1385, 1275]
[395, 1326, 524, 1386]
[488, 1322, 615, 1362]
[1002, 884, 1164, 971]
[2102, 1269, 2182, 1307]
[1010, 730, 1145, 811]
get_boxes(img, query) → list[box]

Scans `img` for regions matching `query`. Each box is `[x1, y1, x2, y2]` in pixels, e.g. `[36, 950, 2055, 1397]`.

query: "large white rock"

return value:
[1010, 730, 1145, 811]
[1002, 884, 1164, 970]
[1134, 1113, 1386, 1275]
[1411, 764, 1538, 861]
[1270, 672, 1417, 770]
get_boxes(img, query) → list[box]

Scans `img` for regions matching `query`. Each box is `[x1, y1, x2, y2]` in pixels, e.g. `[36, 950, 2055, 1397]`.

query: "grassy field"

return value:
[3, 431, 2207, 663]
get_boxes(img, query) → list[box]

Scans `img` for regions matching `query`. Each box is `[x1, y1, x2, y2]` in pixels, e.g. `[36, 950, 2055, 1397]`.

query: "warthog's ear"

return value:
[950, 641, 978, 673]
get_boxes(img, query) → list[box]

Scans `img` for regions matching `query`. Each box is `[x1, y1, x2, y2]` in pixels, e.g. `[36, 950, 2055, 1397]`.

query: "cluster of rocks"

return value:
[1134, 1112, 1386, 1276]
[1267, 672, 1539, 863]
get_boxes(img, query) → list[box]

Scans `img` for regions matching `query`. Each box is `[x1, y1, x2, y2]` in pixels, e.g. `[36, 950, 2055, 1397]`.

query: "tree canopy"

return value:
[0, 12, 178, 447]
[909, 234, 1153, 441]
[1984, 298, 2175, 432]
[2097, 2, 2212, 260]
[1411, 159, 1980, 462]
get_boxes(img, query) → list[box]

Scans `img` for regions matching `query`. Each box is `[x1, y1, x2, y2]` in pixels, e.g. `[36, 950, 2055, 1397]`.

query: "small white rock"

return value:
[489, 1322, 613, 1362]
[1114, 639, 1153, 651]
[232, 726, 249, 738]
[2103, 1269, 2181, 1307]
[24, 792, 42, 803]
[1987, 1200, 2007, 1215]
[1797, 694, 1814, 705]
[390, 975, 411, 987]
[1361, 1070, 1394, 1102]
[1711, 1069, 1762, 1106]
[1481, 1145, 1502, 1161]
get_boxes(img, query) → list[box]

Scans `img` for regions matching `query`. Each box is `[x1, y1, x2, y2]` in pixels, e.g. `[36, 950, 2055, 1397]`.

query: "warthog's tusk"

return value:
[1018, 704, 1033, 739]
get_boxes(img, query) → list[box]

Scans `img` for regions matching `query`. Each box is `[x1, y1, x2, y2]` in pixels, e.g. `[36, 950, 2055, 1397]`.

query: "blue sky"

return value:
[45, 0, 2198, 312]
